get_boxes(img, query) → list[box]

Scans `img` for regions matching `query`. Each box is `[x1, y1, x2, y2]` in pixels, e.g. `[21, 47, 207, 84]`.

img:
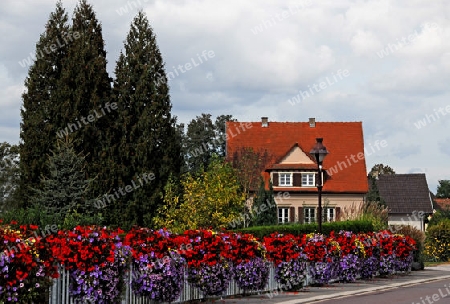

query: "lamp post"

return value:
[309, 138, 329, 234]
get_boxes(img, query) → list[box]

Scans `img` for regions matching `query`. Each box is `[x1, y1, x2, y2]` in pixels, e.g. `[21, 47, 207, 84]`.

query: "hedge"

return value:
[232, 220, 374, 239]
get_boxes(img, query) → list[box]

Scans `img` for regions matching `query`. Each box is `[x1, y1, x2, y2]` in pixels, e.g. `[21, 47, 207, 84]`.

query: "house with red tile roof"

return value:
[226, 117, 369, 224]
[432, 198, 450, 211]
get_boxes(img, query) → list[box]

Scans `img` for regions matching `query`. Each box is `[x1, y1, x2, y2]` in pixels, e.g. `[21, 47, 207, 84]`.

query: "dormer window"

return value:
[279, 172, 293, 186]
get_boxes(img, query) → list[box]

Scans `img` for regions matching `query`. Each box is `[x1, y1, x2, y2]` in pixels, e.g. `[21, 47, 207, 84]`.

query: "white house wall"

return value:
[388, 214, 424, 231]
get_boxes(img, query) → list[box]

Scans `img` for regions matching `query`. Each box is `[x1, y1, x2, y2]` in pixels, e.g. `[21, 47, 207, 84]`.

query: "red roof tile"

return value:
[434, 198, 450, 211]
[226, 121, 369, 193]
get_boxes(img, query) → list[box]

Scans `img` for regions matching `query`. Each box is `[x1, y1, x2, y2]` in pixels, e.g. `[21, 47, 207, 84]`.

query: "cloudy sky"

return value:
[1, 0, 449, 192]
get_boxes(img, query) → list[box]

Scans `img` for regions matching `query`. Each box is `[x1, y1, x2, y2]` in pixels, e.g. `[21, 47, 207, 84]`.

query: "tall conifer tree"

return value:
[57, 0, 115, 203]
[112, 11, 182, 227]
[19, 1, 72, 206]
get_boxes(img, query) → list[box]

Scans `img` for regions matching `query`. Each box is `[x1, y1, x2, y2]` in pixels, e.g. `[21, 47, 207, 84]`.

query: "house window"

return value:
[279, 173, 292, 186]
[301, 173, 315, 187]
[323, 208, 335, 222]
[304, 208, 315, 224]
[278, 207, 289, 224]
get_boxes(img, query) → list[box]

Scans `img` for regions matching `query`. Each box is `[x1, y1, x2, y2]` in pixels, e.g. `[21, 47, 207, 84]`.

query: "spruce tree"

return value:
[19, 1, 71, 206]
[31, 137, 99, 227]
[57, 0, 115, 204]
[31, 136, 101, 229]
[112, 11, 182, 228]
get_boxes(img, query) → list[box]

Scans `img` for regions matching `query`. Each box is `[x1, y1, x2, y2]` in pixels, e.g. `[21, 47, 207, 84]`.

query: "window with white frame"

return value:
[279, 173, 293, 186]
[323, 208, 335, 222]
[301, 173, 315, 187]
[278, 207, 289, 224]
[304, 207, 315, 224]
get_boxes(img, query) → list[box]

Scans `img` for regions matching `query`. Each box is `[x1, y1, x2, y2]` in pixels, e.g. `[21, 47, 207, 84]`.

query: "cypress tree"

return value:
[19, 1, 72, 206]
[112, 11, 182, 228]
[57, 0, 115, 204]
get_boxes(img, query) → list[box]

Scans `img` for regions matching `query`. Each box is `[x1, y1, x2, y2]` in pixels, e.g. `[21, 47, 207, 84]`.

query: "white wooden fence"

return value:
[48, 263, 407, 303]
[48, 264, 305, 304]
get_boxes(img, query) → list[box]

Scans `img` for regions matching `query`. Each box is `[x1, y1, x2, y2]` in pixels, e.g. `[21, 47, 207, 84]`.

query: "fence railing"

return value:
[48, 263, 312, 304]
[48, 263, 408, 303]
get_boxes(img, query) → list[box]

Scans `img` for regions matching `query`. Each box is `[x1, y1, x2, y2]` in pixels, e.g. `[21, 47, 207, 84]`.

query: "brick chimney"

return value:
[309, 117, 316, 128]
[261, 117, 268, 127]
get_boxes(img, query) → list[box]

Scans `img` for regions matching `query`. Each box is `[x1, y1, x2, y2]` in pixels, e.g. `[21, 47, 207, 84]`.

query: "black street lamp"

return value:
[309, 138, 329, 234]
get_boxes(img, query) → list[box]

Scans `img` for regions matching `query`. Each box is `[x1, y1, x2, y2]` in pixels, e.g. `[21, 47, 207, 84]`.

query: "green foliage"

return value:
[368, 163, 396, 179]
[182, 113, 236, 173]
[61, 209, 104, 230]
[20, 0, 115, 209]
[19, 1, 71, 205]
[436, 180, 450, 198]
[31, 137, 101, 227]
[250, 179, 277, 227]
[59, 0, 114, 202]
[152, 174, 183, 231]
[428, 209, 450, 227]
[0, 142, 20, 211]
[1, 205, 58, 227]
[360, 201, 389, 231]
[366, 164, 395, 206]
[111, 10, 182, 229]
[0, 207, 104, 231]
[214, 114, 237, 157]
[341, 201, 388, 231]
[184, 113, 217, 173]
[154, 156, 245, 233]
[366, 177, 384, 205]
[233, 220, 374, 239]
[424, 219, 450, 262]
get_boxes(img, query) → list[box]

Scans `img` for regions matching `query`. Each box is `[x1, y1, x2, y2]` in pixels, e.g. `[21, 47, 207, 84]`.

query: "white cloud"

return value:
[1, 0, 450, 192]
[350, 30, 383, 56]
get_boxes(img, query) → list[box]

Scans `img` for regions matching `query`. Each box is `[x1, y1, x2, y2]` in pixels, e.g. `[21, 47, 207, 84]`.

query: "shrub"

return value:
[341, 201, 388, 231]
[231, 220, 374, 239]
[423, 219, 450, 262]
[389, 225, 425, 266]
[428, 209, 450, 227]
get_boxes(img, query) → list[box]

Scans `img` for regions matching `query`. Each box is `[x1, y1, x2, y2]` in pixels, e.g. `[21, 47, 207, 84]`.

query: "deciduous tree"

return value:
[367, 163, 396, 205]
[436, 180, 450, 198]
[230, 147, 274, 201]
[184, 113, 216, 173]
[154, 156, 245, 232]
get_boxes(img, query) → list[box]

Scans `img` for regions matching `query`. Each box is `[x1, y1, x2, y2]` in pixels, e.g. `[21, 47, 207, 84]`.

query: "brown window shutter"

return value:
[336, 207, 341, 221]
[289, 207, 295, 223]
[298, 207, 304, 224]
[272, 173, 279, 186]
[293, 173, 301, 186]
